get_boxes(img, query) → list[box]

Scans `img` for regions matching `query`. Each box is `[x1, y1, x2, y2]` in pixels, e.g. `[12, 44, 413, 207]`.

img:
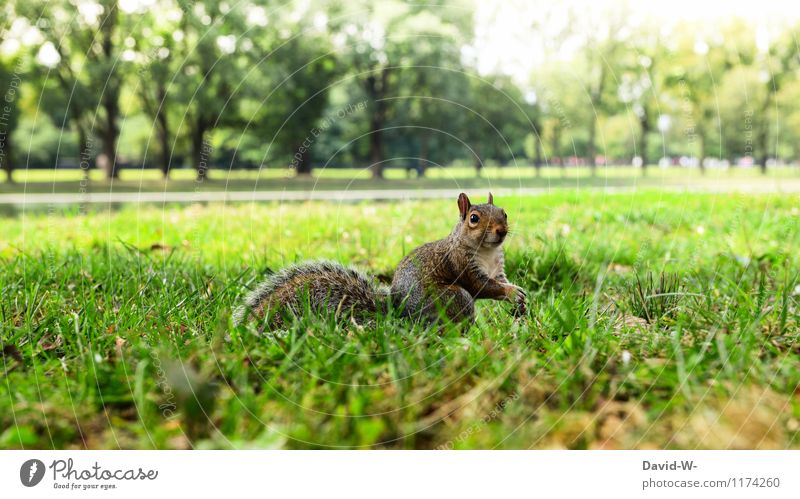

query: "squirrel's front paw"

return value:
[506, 284, 527, 316]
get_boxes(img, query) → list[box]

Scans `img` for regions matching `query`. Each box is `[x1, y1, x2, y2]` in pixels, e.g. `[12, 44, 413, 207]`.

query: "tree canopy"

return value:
[2, 0, 800, 181]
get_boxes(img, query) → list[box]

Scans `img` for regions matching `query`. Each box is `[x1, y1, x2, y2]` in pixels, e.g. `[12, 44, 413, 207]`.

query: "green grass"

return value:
[3, 164, 800, 194]
[1, 191, 799, 449]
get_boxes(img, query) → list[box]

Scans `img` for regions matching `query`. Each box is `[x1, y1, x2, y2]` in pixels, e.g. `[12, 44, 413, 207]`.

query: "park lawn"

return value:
[0, 191, 798, 449]
[2, 165, 800, 195]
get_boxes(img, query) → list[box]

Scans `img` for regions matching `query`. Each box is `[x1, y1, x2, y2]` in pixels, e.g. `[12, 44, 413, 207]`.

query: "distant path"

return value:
[1, 183, 800, 205]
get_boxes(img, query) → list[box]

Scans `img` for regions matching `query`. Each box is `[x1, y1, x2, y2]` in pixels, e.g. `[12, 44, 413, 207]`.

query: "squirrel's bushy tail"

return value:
[234, 260, 389, 329]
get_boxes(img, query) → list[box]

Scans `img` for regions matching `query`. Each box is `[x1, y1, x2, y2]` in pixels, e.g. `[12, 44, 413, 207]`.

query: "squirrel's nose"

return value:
[496, 228, 507, 238]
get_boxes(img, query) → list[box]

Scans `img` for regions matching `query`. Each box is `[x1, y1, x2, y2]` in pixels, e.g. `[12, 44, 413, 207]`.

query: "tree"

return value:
[243, 11, 339, 177]
[463, 75, 533, 176]
[331, 0, 472, 178]
[329, 0, 407, 179]
[776, 73, 800, 163]
[18, 0, 125, 179]
[663, 30, 716, 173]
[535, 61, 593, 171]
[663, 21, 757, 173]
[751, 26, 800, 173]
[618, 27, 668, 174]
[0, 55, 21, 183]
[717, 66, 767, 164]
[131, 3, 181, 178]
[566, 5, 627, 173]
[0, 1, 22, 182]
[396, 7, 471, 176]
[93, 0, 122, 178]
[34, 58, 96, 180]
[172, 0, 248, 181]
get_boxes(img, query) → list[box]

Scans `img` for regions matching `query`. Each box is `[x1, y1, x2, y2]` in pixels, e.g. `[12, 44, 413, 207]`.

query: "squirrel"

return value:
[234, 193, 525, 330]
[391, 192, 526, 323]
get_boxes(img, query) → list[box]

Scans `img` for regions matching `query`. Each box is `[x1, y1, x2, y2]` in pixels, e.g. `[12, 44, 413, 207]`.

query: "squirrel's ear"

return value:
[458, 193, 471, 220]
[487, 192, 494, 205]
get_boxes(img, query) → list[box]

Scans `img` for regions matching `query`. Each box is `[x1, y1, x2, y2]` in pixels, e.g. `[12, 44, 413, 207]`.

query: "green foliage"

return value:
[4, 2, 800, 177]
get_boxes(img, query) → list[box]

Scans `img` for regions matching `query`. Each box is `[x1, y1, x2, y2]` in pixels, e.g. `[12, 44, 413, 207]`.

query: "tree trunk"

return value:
[698, 134, 706, 175]
[369, 121, 383, 179]
[140, 78, 171, 178]
[755, 110, 770, 176]
[757, 149, 768, 175]
[587, 116, 597, 175]
[365, 67, 390, 180]
[97, 124, 119, 179]
[756, 88, 775, 175]
[192, 125, 210, 182]
[98, 1, 120, 180]
[156, 85, 171, 179]
[77, 128, 91, 181]
[98, 87, 119, 178]
[294, 144, 312, 176]
[534, 136, 543, 176]
[0, 133, 12, 183]
[587, 62, 606, 176]
[473, 146, 482, 177]
[418, 132, 429, 177]
[639, 112, 650, 176]
[550, 125, 564, 176]
[158, 124, 170, 179]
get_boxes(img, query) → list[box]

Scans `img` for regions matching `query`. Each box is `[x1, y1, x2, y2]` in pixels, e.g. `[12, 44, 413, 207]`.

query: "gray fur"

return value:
[234, 260, 390, 328]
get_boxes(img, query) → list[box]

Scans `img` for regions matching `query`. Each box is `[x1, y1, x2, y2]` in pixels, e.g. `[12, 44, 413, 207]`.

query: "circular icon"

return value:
[20, 459, 45, 487]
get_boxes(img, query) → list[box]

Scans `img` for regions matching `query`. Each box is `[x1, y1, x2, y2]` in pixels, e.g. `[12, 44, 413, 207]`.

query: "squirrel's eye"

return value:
[503, 212, 508, 220]
[469, 214, 479, 224]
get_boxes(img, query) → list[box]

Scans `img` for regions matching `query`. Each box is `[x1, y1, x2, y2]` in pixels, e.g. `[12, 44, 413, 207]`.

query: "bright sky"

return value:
[473, 0, 800, 83]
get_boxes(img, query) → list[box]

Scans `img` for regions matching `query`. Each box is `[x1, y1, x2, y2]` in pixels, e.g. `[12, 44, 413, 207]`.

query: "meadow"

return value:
[2, 165, 800, 195]
[1, 191, 798, 449]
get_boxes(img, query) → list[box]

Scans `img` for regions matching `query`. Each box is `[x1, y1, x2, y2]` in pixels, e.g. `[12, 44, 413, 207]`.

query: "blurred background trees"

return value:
[3, 0, 800, 182]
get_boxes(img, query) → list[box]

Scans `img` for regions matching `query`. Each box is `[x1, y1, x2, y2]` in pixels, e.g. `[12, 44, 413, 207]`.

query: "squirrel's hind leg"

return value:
[419, 284, 475, 327]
